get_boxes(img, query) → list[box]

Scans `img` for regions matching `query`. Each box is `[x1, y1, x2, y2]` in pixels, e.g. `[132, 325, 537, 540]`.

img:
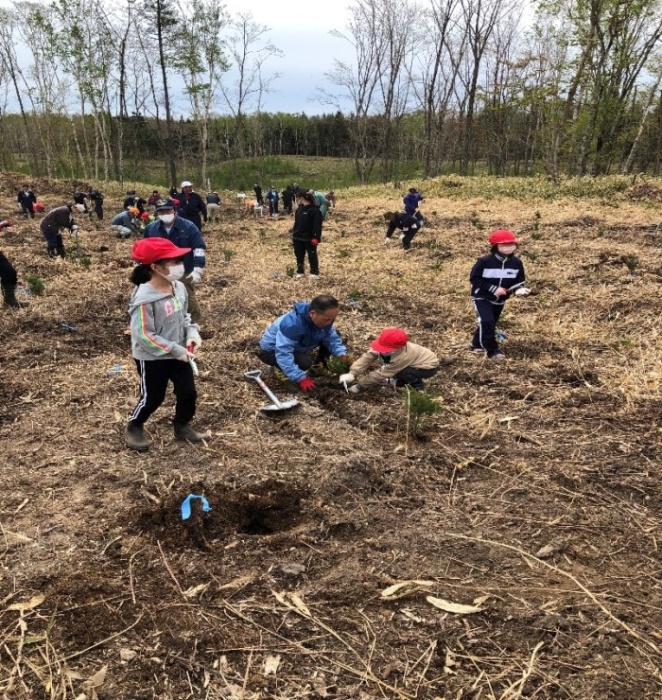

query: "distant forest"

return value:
[2, 0, 662, 186]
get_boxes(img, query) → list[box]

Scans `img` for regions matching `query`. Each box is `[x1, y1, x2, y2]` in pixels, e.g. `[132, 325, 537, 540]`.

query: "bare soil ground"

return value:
[2, 174, 662, 699]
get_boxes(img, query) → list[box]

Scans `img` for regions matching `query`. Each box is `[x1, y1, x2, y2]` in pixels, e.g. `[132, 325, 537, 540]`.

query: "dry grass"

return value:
[2, 174, 662, 698]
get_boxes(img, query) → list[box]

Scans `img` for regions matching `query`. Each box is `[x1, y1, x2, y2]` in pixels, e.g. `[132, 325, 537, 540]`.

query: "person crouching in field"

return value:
[383, 211, 420, 250]
[340, 328, 439, 393]
[257, 295, 348, 393]
[40, 204, 78, 259]
[125, 238, 208, 452]
[110, 207, 141, 239]
[470, 229, 527, 360]
[292, 189, 323, 278]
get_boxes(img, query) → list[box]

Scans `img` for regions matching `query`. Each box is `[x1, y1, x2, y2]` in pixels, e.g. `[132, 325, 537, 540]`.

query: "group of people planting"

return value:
[1, 179, 530, 454]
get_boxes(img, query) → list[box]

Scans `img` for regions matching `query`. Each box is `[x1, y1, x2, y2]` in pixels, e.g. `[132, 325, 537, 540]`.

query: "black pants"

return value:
[0, 252, 18, 287]
[402, 228, 418, 249]
[293, 239, 319, 275]
[471, 299, 504, 356]
[42, 228, 66, 258]
[94, 206, 103, 220]
[257, 345, 331, 374]
[129, 358, 197, 426]
[394, 367, 437, 389]
[21, 204, 34, 219]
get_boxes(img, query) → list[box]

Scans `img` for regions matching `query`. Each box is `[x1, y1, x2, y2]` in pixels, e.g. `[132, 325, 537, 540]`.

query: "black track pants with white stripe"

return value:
[471, 299, 504, 355]
[129, 358, 197, 426]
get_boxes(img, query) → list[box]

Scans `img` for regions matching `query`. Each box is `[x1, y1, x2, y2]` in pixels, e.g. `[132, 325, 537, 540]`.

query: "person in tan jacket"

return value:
[339, 328, 439, 392]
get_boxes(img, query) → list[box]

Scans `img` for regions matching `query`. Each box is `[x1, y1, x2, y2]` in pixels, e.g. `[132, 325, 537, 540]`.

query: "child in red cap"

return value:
[470, 229, 529, 360]
[125, 238, 209, 452]
[339, 328, 439, 392]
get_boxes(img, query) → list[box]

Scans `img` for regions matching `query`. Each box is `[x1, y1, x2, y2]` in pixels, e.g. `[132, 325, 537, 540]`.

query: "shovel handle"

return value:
[244, 369, 285, 407]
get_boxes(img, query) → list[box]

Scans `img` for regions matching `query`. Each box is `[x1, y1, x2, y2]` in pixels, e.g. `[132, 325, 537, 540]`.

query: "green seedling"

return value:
[286, 265, 295, 278]
[404, 387, 442, 438]
[25, 274, 45, 296]
[326, 356, 350, 376]
[222, 248, 236, 263]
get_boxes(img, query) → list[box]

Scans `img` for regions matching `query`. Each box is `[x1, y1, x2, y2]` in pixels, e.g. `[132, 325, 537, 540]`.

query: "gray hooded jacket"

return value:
[128, 281, 199, 361]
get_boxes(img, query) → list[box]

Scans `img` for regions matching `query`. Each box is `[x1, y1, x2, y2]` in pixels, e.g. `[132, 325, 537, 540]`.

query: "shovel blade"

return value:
[260, 398, 299, 412]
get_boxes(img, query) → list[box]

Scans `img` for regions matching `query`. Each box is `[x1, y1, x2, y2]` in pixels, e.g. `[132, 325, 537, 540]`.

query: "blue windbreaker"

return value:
[143, 216, 206, 273]
[259, 302, 347, 382]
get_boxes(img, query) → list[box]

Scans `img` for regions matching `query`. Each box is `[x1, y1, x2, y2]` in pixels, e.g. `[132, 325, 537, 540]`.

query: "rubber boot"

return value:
[2, 284, 27, 309]
[125, 421, 151, 452]
[174, 423, 208, 443]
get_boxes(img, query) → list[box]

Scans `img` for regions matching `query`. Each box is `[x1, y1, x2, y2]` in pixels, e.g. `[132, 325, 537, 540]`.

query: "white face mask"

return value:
[161, 263, 185, 282]
[158, 213, 175, 225]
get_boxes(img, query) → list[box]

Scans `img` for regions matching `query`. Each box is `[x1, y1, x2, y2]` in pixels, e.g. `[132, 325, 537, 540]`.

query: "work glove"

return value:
[0, 220, 13, 229]
[339, 373, 355, 384]
[349, 384, 362, 394]
[311, 238, 319, 246]
[384, 237, 392, 245]
[187, 333, 202, 351]
[178, 350, 196, 362]
[187, 268, 203, 284]
[298, 377, 316, 392]
[515, 287, 531, 296]
[71, 224, 79, 232]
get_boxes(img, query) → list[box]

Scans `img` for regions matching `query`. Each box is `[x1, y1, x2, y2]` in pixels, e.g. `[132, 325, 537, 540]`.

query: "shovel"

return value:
[244, 369, 300, 412]
[187, 344, 199, 376]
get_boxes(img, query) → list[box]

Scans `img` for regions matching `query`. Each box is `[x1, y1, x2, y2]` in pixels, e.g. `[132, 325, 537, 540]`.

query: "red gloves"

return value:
[0, 220, 13, 229]
[298, 377, 316, 392]
[311, 238, 319, 246]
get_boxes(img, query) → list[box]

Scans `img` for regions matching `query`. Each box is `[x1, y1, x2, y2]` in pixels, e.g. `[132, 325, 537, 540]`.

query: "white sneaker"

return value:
[399, 233, 405, 241]
[310, 274, 319, 278]
[296, 273, 304, 278]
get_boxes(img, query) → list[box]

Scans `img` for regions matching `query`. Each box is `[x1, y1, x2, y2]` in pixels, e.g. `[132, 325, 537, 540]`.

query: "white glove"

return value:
[349, 384, 362, 394]
[384, 237, 392, 245]
[177, 350, 195, 362]
[71, 224, 79, 232]
[339, 373, 355, 384]
[187, 267, 203, 284]
[515, 287, 531, 296]
[187, 333, 202, 351]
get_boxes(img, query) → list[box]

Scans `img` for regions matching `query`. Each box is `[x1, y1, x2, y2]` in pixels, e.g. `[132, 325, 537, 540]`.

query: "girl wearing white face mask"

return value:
[469, 229, 528, 360]
[124, 237, 209, 452]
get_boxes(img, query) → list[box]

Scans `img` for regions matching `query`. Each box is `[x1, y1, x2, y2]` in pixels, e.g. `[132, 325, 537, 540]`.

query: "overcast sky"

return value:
[0, 0, 355, 117]
[217, 0, 354, 115]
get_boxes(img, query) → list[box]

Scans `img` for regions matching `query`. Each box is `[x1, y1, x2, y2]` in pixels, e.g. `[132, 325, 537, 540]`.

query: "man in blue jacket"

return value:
[143, 199, 207, 324]
[257, 295, 347, 392]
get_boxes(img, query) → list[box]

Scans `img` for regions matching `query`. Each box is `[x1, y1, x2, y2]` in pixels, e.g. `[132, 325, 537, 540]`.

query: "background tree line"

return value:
[1, 0, 662, 188]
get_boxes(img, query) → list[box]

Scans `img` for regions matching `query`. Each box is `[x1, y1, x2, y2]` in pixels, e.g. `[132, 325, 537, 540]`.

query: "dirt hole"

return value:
[136, 479, 309, 550]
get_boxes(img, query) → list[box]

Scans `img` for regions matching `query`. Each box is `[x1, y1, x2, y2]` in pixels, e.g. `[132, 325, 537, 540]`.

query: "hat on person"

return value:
[153, 198, 176, 212]
[131, 238, 191, 264]
[371, 328, 409, 353]
[128, 207, 140, 216]
[180, 180, 193, 188]
[488, 229, 518, 245]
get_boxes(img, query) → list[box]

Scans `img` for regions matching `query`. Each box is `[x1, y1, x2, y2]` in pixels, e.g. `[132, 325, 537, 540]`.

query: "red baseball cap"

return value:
[131, 238, 191, 264]
[371, 328, 409, 353]
[488, 229, 518, 245]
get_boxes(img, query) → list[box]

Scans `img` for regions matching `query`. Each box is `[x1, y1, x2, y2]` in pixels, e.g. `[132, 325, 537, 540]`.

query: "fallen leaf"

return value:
[289, 592, 311, 616]
[4, 530, 32, 543]
[535, 541, 566, 558]
[426, 595, 484, 614]
[7, 594, 45, 611]
[183, 583, 209, 599]
[381, 580, 435, 600]
[81, 665, 107, 690]
[120, 648, 137, 662]
[263, 654, 281, 676]
[472, 594, 491, 606]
